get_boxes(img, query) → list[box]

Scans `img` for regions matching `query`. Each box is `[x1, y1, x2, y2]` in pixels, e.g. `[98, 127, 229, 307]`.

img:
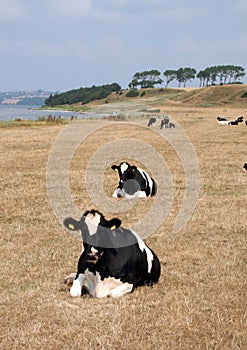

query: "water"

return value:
[0, 104, 98, 121]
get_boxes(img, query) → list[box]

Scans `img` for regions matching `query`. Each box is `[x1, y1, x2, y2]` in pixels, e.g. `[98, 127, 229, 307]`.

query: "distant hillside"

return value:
[83, 84, 247, 114]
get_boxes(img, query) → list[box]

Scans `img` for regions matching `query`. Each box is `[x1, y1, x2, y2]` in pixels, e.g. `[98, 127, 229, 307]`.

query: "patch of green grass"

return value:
[0, 119, 68, 128]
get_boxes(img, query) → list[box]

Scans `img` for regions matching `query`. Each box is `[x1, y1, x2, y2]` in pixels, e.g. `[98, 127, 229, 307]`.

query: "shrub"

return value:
[140, 91, 146, 97]
[126, 89, 139, 97]
[241, 91, 247, 98]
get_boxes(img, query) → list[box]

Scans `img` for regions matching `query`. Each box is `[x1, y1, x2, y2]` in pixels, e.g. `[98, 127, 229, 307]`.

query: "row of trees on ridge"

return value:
[129, 65, 245, 89]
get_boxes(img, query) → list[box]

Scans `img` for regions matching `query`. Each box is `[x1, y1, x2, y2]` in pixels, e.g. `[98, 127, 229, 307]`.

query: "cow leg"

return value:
[109, 283, 134, 298]
[94, 277, 132, 298]
[70, 274, 84, 297]
[95, 278, 133, 298]
[70, 271, 97, 298]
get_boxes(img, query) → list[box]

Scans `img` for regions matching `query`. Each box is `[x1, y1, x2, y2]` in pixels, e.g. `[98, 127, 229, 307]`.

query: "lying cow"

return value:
[64, 210, 161, 298]
[111, 161, 157, 198]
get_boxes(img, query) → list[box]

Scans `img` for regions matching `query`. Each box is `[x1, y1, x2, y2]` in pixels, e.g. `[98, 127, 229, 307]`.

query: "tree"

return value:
[129, 70, 163, 88]
[163, 69, 177, 88]
[182, 67, 197, 87]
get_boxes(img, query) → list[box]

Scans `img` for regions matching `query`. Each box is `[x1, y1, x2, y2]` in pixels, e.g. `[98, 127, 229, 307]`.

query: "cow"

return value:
[64, 209, 161, 298]
[218, 120, 230, 125]
[243, 162, 247, 172]
[160, 118, 169, 129]
[111, 161, 157, 198]
[169, 122, 175, 128]
[229, 120, 238, 125]
[217, 117, 227, 121]
[236, 116, 244, 123]
[147, 117, 156, 127]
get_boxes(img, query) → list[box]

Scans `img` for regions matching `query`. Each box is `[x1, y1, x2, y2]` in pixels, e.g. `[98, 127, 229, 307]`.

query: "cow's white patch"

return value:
[120, 162, 128, 173]
[137, 167, 153, 192]
[130, 230, 154, 273]
[112, 188, 146, 199]
[91, 247, 98, 255]
[85, 212, 101, 235]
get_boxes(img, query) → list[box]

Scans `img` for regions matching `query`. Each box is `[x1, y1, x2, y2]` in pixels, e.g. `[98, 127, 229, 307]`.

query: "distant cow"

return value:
[160, 118, 169, 129]
[169, 122, 175, 128]
[111, 161, 157, 198]
[236, 116, 244, 123]
[217, 117, 228, 121]
[229, 121, 238, 125]
[147, 117, 156, 127]
[243, 162, 247, 172]
[64, 210, 160, 298]
[218, 120, 230, 125]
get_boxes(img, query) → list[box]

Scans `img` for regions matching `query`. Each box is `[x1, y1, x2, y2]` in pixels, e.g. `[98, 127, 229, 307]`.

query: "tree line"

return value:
[44, 65, 245, 107]
[44, 83, 121, 107]
[129, 65, 245, 89]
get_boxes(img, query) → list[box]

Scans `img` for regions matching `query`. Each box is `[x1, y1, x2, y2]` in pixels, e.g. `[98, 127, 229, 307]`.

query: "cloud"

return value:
[0, 0, 31, 20]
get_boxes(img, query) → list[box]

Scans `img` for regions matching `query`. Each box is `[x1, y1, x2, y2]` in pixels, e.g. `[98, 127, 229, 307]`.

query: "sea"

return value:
[0, 104, 102, 122]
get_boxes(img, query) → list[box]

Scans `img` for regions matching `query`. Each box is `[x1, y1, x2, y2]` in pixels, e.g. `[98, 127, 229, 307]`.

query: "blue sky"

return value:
[0, 0, 246, 91]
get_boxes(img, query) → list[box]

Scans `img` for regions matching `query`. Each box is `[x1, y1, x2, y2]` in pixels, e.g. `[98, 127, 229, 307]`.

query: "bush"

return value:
[140, 91, 146, 97]
[126, 89, 139, 97]
[241, 91, 247, 98]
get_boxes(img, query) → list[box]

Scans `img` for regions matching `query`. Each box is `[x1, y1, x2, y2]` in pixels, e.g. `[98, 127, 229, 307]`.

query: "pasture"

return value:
[0, 104, 246, 349]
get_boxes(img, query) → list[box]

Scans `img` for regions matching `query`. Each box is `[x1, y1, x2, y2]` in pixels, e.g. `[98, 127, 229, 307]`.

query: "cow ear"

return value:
[131, 165, 137, 172]
[64, 217, 80, 231]
[109, 218, 121, 230]
[111, 165, 119, 172]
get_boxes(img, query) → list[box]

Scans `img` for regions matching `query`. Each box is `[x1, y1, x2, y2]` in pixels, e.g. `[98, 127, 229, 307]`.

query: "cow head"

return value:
[111, 162, 141, 198]
[64, 209, 138, 250]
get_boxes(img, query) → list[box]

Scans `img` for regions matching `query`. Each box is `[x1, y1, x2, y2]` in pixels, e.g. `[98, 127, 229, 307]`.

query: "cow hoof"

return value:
[64, 272, 76, 285]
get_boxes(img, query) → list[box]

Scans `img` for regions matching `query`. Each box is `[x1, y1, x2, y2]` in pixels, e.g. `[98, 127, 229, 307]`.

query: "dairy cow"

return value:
[111, 161, 157, 198]
[147, 117, 156, 127]
[64, 210, 160, 298]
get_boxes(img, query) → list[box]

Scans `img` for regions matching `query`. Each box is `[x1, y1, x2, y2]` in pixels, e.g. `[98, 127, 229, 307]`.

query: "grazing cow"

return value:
[64, 210, 161, 298]
[147, 117, 156, 127]
[111, 161, 157, 198]
[160, 118, 169, 129]
[243, 162, 247, 172]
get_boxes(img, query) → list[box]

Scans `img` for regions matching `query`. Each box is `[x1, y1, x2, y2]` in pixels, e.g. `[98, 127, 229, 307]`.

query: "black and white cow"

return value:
[147, 117, 156, 127]
[64, 210, 161, 298]
[243, 162, 247, 172]
[111, 161, 157, 198]
[160, 118, 169, 129]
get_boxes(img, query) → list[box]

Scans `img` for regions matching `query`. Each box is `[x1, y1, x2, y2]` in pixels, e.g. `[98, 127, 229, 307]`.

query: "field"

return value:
[0, 88, 247, 349]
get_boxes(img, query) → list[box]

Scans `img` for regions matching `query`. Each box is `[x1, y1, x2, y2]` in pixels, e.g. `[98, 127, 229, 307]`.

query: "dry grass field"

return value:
[0, 88, 246, 349]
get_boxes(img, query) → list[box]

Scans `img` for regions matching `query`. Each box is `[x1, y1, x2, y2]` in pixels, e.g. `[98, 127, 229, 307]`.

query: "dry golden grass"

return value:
[0, 103, 246, 349]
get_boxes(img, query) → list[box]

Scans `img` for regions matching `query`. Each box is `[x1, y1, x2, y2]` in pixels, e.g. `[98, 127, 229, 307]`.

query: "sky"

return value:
[0, 0, 247, 92]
